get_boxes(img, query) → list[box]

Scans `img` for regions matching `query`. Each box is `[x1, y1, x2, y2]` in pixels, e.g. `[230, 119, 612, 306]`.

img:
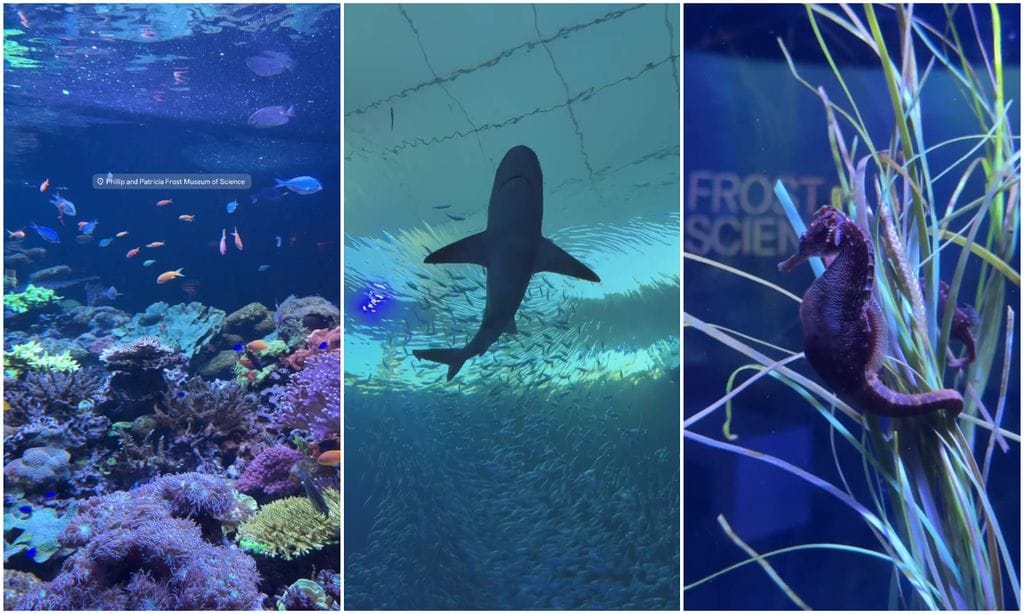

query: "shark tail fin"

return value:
[413, 348, 468, 381]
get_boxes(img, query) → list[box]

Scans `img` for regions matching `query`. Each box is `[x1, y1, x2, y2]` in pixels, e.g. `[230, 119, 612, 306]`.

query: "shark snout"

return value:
[495, 145, 542, 187]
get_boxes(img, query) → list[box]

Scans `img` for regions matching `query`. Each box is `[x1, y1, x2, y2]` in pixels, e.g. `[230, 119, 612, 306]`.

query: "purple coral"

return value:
[236, 445, 304, 498]
[4, 446, 71, 491]
[17, 473, 265, 610]
[272, 350, 340, 440]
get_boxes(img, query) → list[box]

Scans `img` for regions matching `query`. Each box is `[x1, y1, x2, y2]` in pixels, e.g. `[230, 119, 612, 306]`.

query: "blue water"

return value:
[344, 4, 680, 610]
[4, 4, 339, 314]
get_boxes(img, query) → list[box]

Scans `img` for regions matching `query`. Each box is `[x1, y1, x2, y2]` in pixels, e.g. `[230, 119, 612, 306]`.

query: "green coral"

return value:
[3, 341, 80, 378]
[234, 362, 275, 387]
[276, 578, 336, 610]
[256, 339, 290, 359]
[3, 285, 61, 314]
[236, 488, 339, 560]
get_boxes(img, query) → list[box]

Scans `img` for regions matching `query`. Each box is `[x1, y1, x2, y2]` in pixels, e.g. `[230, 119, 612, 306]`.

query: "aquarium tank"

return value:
[3, 4, 340, 610]
[344, 3, 680, 610]
[684, 4, 1020, 611]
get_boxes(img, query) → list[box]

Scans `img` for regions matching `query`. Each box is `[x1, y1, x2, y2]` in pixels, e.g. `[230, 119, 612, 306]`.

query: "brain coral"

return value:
[4, 446, 71, 490]
[237, 488, 339, 560]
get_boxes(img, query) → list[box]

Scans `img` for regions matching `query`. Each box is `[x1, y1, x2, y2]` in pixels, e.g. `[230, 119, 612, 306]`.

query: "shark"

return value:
[413, 145, 600, 381]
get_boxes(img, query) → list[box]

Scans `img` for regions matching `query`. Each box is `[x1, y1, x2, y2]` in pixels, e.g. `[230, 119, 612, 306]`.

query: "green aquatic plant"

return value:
[3, 284, 62, 314]
[3, 341, 80, 378]
[685, 4, 1019, 610]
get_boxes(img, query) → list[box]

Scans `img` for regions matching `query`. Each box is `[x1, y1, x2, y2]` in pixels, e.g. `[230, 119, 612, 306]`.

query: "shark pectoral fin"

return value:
[424, 232, 489, 267]
[534, 238, 600, 282]
[504, 319, 517, 334]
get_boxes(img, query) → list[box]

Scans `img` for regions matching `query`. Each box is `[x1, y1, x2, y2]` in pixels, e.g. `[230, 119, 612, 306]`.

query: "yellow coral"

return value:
[236, 488, 339, 560]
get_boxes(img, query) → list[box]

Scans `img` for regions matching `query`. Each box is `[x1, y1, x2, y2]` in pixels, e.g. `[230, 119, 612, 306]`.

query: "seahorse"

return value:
[778, 206, 973, 417]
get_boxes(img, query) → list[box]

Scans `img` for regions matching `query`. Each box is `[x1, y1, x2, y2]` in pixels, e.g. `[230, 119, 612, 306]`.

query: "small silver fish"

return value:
[142, 259, 156, 267]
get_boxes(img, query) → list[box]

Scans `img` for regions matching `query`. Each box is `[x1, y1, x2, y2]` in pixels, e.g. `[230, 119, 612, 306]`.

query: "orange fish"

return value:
[116, 231, 129, 238]
[317, 450, 341, 467]
[156, 199, 173, 206]
[246, 339, 268, 352]
[126, 247, 141, 258]
[237, 357, 255, 370]
[156, 268, 184, 284]
[7, 230, 25, 239]
[232, 226, 243, 251]
[39, 178, 50, 192]
[77, 221, 89, 231]
[146, 241, 165, 248]
[178, 215, 195, 222]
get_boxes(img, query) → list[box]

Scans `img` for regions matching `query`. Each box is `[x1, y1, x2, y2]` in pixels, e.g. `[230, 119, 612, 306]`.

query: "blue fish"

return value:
[446, 214, 466, 221]
[81, 219, 99, 235]
[433, 204, 451, 209]
[29, 223, 60, 243]
[257, 265, 270, 272]
[50, 193, 77, 216]
[176, 391, 186, 399]
[98, 237, 114, 247]
[26, 547, 37, 560]
[226, 200, 239, 213]
[18, 505, 32, 514]
[43, 491, 57, 499]
[318, 341, 328, 350]
[233, 344, 244, 352]
[274, 176, 322, 195]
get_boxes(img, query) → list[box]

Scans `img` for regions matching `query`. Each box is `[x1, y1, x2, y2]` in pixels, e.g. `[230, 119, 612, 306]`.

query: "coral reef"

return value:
[15, 473, 265, 610]
[275, 571, 340, 610]
[282, 327, 340, 370]
[3, 340, 80, 377]
[272, 350, 340, 440]
[113, 301, 225, 359]
[274, 295, 339, 348]
[100, 336, 183, 421]
[237, 488, 340, 560]
[4, 447, 71, 492]
[4, 569, 44, 609]
[106, 376, 269, 485]
[3, 504, 76, 564]
[236, 445, 304, 499]
[222, 301, 277, 344]
[3, 284, 62, 314]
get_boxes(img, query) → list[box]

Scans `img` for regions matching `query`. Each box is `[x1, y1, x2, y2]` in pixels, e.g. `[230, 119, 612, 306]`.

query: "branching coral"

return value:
[237, 488, 340, 560]
[104, 377, 269, 488]
[3, 284, 61, 314]
[3, 340, 80, 377]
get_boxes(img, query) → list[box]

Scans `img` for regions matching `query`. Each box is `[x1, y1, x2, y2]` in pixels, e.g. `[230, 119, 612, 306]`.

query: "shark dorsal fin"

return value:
[424, 231, 488, 267]
[534, 238, 600, 282]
